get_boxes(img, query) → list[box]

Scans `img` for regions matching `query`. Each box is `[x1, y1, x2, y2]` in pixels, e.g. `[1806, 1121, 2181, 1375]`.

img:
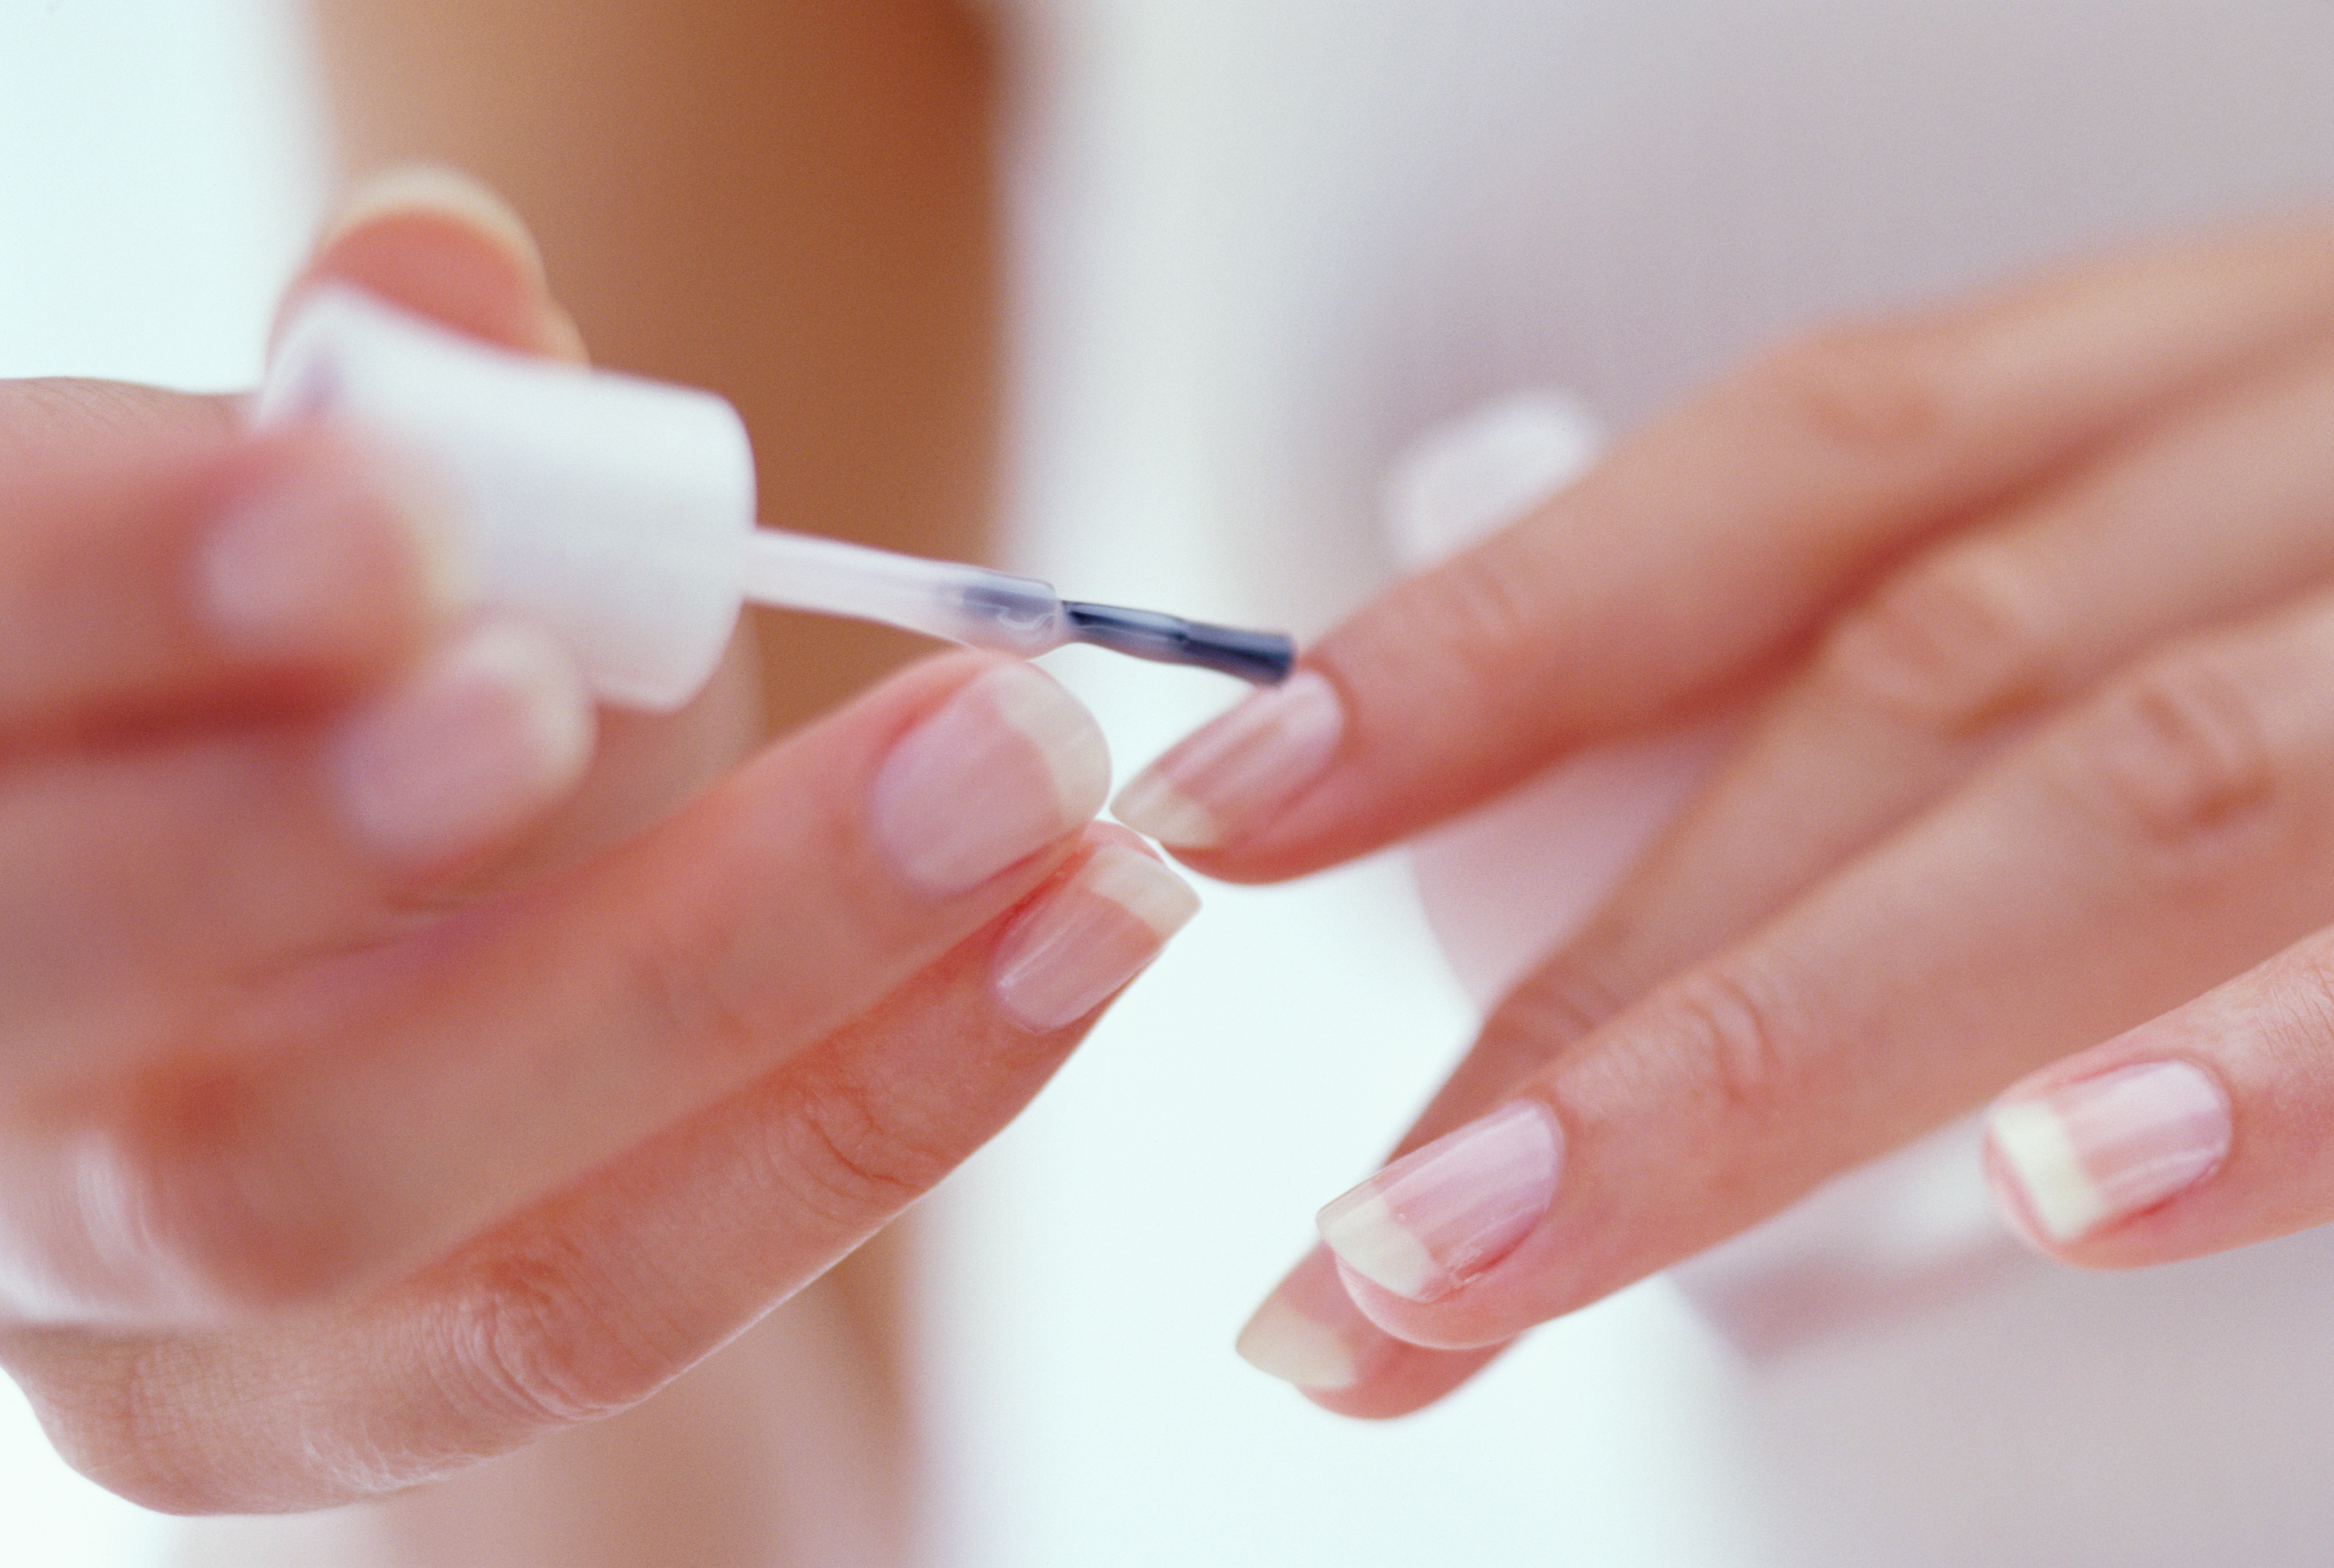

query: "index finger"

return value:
[1116, 221, 2334, 880]
[0, 654, 1113, 1321]
[0, 165, 588, 741]
[1310, 584, 2334, 1355]
[0, 390, 456, 735]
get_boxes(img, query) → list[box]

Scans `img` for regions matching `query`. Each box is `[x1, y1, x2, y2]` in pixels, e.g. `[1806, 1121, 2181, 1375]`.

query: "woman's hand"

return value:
[1111, 218, 2334, 1416]
[0, 171, 1196, 1510]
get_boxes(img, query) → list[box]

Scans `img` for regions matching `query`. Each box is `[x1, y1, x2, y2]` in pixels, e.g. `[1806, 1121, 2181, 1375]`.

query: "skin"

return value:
[0, 192, 1151, 1538]
[1172, 217, 2334, 1417]
[26, 0, 2332, 1544]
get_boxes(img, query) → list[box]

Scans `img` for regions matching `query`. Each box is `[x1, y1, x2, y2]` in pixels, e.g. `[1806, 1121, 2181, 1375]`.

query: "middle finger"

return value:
[1324, 581, 2334, 1356]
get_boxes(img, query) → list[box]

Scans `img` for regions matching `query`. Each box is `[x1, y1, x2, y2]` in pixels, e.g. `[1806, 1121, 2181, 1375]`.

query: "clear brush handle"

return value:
[259, 287, 1296, 710]
[742, 531, 1068, 656]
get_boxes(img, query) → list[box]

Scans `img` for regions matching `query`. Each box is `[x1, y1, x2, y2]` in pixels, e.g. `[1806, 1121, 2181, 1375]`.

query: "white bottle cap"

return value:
[255, 286, 755, 711]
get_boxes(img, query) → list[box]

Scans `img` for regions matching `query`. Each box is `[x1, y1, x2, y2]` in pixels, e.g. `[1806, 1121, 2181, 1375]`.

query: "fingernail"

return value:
[199, 441, 465, 661]
[992, 844, 1198, 1031]
[1317, 1100, 1562, 1302]
[332, 619, 595, 863]
[1112, 669, 1343, 849]
[1988, 1060, 2231, 1244]
[1237, 1248, 1396, 1391]
[324, 164, 546, 284]
[873, 663, 1110, 895]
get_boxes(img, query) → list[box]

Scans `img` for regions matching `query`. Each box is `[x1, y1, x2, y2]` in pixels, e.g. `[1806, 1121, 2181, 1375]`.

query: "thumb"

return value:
[282, 163, 589, 363]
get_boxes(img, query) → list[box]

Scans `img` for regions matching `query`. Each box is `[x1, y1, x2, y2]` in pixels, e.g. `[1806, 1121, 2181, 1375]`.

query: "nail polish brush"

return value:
[256, 286, 1295, 711]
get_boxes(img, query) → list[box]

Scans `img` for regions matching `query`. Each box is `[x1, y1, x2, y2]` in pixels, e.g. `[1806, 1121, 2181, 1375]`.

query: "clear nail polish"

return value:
[199, 442, 462, 661]
[331, 619, 594, 864]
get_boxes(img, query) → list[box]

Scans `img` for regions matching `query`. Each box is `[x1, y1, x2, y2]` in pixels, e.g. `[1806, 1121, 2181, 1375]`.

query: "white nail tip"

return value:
[1316, 1101, 1564, 1302]
[1988, 1061, 2231, 1245]
[1989, 1098, 2108, 1243]
[1318, 1189, 1446, 1300]
[1109, 774, 1227, 849]
[325, 164, 545, 278]
[991, 847, 1197, 1033]
[1235, 1295, 1362, 1390]
[1112, 670, 1343, 848]
[1081, 845, 1204, 938]
[986, 663, 1113, 827]
[334, 621, 593, 863]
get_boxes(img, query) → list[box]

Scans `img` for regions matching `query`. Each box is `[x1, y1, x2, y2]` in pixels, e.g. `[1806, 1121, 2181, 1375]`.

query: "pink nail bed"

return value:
[872, 663, 1110, 895]
[1316, 1099, 1563, 1303]
[1111, 669, 1343, 849]
[1988, 1060, 2231, 1244]
[991, 845, 1199, 1032]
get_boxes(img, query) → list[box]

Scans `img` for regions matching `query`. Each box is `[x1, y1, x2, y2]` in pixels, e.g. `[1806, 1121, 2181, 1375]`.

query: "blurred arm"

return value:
[311, 0, 1002, 732]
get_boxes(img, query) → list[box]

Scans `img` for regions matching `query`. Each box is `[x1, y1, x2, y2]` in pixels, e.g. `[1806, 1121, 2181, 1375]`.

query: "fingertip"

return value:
[196, 427, 470, 674]
[1111, 667, 1346, 857]
[1234, 1248, 1512, 1416]
[1982, 1059, 2231, 1252]
[287, 164, 586, 363]
[329, 617, 598, 869]
[321, 165, 547, 283]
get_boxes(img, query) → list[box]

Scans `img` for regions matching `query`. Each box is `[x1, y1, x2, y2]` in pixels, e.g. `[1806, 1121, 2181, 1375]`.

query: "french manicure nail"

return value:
[1988, 1060, 2231, 1244]
[1317, 1100, 1563, 1303]
[873, 663, 1110, 895]
[1112, 669, 1343, 849]
[199, 443, 463, 661]
[1237, 1248, 1395, 1391]
[992, 844, 1199, 1032]
[332, 619, 594, 864]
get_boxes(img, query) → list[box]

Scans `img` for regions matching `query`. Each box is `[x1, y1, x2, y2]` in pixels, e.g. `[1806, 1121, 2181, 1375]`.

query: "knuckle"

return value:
[431, 1243, 659, 1429]
[2047, 649, 2283, 872]
[767, 1062, 957, 1230]
[1741, 318, 1962, 460]
[1490, 954, 1634, 1058]
[1817, 545, 2056, 733]
[1656, 963, 1813, 1125]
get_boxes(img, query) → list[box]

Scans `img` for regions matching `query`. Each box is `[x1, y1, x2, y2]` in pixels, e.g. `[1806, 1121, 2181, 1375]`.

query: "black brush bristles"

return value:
[1061, 602, 1297, 684]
